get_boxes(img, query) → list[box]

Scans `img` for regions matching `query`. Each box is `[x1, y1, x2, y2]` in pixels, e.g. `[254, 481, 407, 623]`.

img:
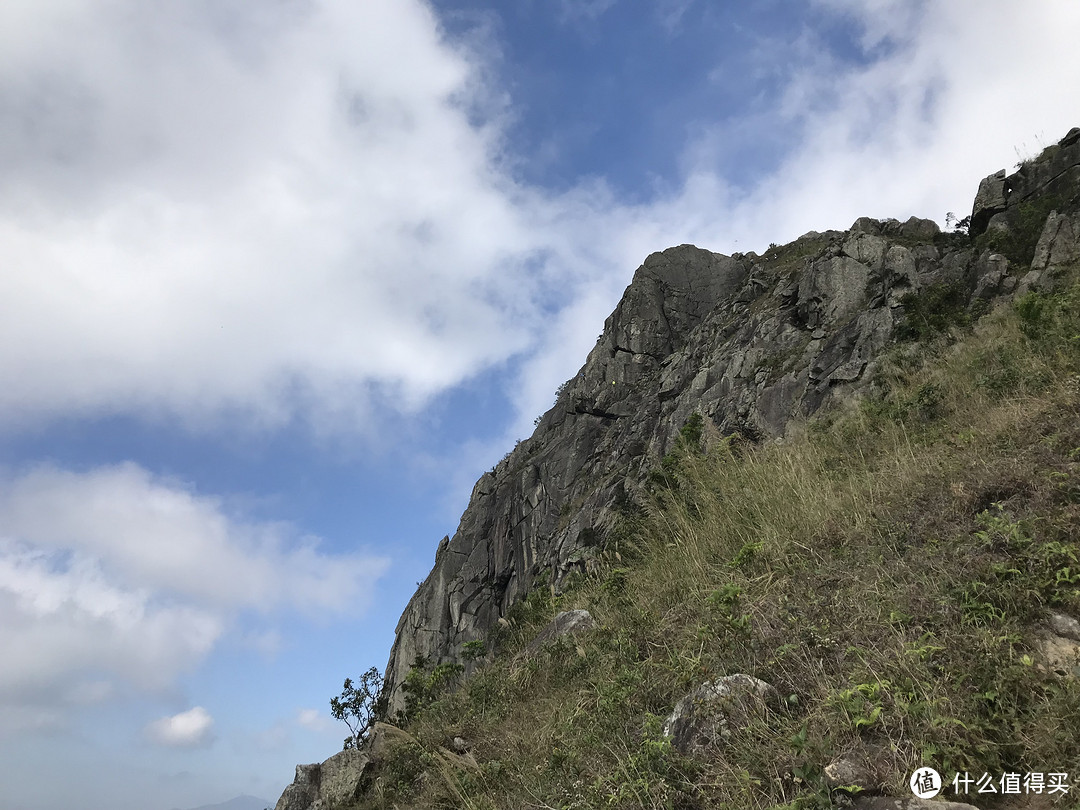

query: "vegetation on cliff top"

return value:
[343, 262, 1080, 809]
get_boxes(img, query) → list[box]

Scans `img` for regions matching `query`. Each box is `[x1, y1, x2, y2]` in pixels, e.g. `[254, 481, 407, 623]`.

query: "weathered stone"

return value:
[971, 169, 1008, 236]
[843, 232, 887, 270]
[1037, 629, 1080, 678]
[1048, 611, 1080, 642]
[524, 609, 596, 655]
[972, 252, 1013, 300]
[1031, 211, 1080, 282]
[273, 749, 372, 810]
[798, 255, 871, 327]
[824, 755, 880, 792]
[662, 674, 776, 755]
[854, 798, 981, 810]
[899, 216, 941, 241]
[852, 216, 883, 235]
[274, 764, 319, 810]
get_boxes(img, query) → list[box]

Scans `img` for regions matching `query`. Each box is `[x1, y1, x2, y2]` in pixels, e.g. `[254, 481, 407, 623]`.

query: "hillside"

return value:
[274, 128, 1080, 810]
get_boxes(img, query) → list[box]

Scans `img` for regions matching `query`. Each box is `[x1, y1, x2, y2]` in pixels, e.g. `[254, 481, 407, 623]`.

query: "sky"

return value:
[1, 1, 1079, 808]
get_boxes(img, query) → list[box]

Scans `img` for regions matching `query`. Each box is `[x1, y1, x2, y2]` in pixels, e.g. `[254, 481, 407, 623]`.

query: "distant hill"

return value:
[171, 795, 272, 810]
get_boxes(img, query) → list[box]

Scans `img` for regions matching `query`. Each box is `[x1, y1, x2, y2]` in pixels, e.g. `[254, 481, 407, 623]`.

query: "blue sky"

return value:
[2, 1, 1079, 808]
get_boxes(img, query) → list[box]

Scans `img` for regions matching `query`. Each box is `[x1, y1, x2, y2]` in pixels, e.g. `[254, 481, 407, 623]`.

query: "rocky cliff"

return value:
[382, 126, 1080, 716]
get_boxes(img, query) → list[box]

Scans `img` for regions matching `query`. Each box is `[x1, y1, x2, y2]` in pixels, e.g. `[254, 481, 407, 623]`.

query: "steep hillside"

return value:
[274, 127, 1080, 810]
[383, 128, 1080, 717]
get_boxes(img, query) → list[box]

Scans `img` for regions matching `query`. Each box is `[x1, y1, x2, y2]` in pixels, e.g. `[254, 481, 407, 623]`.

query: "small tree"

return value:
[330, 666, 386, 750]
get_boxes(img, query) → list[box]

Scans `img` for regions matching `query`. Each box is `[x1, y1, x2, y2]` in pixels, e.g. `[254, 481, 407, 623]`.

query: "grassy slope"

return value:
[355, 266, 1080, 809]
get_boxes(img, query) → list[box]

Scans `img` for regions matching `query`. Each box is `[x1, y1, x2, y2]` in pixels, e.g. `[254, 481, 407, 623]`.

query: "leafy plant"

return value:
[896, 282, 971, 341]
[462, 639, 486, 661]
[399, 658, 465, 722]
[330, 666, 386, 750]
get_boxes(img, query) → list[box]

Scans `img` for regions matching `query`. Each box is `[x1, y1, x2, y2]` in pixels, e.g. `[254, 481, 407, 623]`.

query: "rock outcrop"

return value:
[274, 749, 372, 810]
[522, 609, 596, 656]
[662, 674, 777, 755]
[381, 127, 1080, 717]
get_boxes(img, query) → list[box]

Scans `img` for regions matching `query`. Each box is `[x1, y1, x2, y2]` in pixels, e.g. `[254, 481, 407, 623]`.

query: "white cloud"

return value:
[146, 706, 216, 748]
[0, 462, 387, 734]
[0, 0, 544, 433]
[296, 708, 335, 734]
[0, 540, 222, 696]
[1, 0, 1077, 449]
[0, 463, 386, 611]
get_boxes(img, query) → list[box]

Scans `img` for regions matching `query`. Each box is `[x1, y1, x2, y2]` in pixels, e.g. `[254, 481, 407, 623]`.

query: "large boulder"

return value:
[524, 609, 597, 655]
[273, 749, 372, 810]
[824, 754, 882, 793]
[273, 724, 436, 810]
[854, 799, 980, 810]
[662, 674, 777, 755]
[970, 169, 1008, 237]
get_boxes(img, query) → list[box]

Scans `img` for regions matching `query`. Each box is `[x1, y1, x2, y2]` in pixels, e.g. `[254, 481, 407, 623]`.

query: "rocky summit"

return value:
[275, 126, 1080, 810]
[382, 127, 1080, 713]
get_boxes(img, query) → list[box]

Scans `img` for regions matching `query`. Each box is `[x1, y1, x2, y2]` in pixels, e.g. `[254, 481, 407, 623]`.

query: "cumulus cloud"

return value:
[0, 540, 222, 699]
[0, 462, 386, 733]
[146, 706, 216, 748]
[5, 0, 1075, 450]
[296, 708, 335, 734]
[0, 0, 544, 432]
[0, 463, 386, 611]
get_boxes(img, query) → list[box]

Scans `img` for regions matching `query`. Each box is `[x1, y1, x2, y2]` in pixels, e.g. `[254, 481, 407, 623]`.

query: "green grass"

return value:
[349, 267, 1080, 809]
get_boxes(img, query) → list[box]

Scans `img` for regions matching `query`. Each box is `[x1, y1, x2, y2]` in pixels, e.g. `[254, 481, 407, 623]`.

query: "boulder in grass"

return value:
[662, 674, 776, 755]
[523, 609, 597, 655]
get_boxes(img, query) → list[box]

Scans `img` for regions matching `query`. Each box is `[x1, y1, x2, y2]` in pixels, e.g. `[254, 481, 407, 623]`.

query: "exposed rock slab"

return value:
[824, 755, 881, 792]
[1048, 611, 1080, 641]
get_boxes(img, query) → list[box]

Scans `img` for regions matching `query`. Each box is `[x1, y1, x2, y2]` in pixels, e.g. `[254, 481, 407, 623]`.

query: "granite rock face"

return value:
[274, 749, 372, 810]
[382, 127, 1080, 716]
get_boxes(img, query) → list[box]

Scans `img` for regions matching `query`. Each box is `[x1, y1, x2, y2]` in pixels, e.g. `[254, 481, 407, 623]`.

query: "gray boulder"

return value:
[662, 674, 776, 755]
[1048, 611, 1080, 641]
[524, 609, 597, 655]
[854, 799, 981, 810]
[273, 723, 429, 810]
[273, 749, 372, 810]
[824, 755, 881, 792]
[1037, 611, 1080, 678]
[970, 169, 1008, 236]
